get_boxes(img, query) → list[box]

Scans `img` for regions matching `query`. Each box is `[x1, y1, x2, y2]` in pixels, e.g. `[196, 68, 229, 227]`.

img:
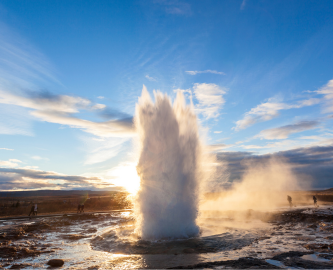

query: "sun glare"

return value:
[107, 163, 141, 194]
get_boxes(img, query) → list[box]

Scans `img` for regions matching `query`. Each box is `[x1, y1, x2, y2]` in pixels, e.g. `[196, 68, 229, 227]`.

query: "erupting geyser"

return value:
[135, 86, 202, 240]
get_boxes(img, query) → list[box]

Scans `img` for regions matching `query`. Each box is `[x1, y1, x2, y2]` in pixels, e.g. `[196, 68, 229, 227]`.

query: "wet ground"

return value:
[1, 206, 333, 269]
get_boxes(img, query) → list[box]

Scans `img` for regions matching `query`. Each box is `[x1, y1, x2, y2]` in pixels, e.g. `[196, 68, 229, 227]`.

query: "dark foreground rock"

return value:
[168, 257, 280, 269]
[60, 234, 88, 240]
[271, 251, 314, 260]
[169, 251, 333, 269]
[47, 259, 64, 267]
[282, 256, 333, 269]
[0, 244, 53, 260]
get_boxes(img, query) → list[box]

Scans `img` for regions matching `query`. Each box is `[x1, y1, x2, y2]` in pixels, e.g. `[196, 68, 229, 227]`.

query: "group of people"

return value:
[287, 195, 318, 208]
[27, 202, 85, 216]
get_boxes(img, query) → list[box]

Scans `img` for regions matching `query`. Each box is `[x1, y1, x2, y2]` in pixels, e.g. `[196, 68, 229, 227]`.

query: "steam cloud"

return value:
[134, 86, 202, 240]
[201, 157, 302, 212]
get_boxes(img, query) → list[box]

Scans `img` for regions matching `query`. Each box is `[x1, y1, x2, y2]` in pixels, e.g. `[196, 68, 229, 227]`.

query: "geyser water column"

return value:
[135, 86, 201, 240]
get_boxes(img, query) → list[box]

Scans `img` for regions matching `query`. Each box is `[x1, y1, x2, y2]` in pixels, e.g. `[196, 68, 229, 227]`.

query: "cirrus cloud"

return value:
[186, 70, 226, 75]
[256, 120, 320, 140]
[234, 97, 321, 131]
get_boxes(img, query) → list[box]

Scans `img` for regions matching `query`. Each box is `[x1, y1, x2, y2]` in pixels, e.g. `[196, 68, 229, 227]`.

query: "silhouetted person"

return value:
[28, 205, 34, 216]
[33, 204, 38, 215]
[287, 195, 293, 207]
[77, 204, 84, 213]
[313, 196, 318, 207]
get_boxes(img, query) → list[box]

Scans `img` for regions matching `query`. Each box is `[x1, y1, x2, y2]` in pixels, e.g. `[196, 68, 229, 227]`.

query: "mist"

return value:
[201, 157, 304, 212]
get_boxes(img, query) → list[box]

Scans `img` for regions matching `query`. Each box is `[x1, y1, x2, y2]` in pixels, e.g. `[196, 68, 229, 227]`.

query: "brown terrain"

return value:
[0, 190, 132, 218]
[2, 189, 333, 268]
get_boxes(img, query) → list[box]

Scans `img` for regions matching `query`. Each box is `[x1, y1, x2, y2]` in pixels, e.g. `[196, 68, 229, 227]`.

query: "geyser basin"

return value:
[91, 213, 260, 255]
[134, 88, 203, 240]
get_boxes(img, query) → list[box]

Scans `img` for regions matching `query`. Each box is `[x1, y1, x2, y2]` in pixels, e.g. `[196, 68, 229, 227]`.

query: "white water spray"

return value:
[134, 86, 202, 240]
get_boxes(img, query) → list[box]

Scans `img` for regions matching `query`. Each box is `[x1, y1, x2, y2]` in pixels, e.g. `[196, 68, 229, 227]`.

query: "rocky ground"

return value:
[1, 206, 333, 269]
[0, 212, 131, 269]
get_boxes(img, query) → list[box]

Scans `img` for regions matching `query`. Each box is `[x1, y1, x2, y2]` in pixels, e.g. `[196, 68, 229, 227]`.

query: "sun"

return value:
[107, 163, 141, 194]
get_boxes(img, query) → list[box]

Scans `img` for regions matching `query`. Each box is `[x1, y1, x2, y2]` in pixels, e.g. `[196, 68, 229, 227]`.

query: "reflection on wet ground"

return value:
[1, 206, 333, 269]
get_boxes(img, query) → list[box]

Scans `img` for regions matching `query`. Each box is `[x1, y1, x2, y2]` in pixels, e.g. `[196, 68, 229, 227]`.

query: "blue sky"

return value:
[1, 0, 333, 190]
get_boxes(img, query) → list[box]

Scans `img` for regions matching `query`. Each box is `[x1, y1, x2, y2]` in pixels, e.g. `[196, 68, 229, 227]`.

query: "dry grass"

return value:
[0, 192, 132, 217]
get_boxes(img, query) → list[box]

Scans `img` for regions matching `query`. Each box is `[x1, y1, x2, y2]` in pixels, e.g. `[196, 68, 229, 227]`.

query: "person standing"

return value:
[313, 195, 318, 207]
[287, 195, 293, 207]
[28, 204, 34, 216]
[34, 204, 38, 215]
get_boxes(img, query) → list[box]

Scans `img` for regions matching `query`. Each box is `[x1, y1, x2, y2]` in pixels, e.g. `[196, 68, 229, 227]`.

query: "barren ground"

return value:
[1, 203, 333, 269]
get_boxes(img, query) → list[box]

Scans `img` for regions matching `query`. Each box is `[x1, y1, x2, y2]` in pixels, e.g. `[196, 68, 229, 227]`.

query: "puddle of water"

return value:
[302, 253, 331, 262]
[265, 259, 286, 268]
[5, 208, 333, 269]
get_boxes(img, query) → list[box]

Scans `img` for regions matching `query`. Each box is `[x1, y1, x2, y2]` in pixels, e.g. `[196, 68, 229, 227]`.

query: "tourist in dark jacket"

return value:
[28, 205, 34, 216]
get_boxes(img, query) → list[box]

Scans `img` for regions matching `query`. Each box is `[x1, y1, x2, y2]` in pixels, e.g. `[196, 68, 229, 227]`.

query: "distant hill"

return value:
[0, 190, 120, 198]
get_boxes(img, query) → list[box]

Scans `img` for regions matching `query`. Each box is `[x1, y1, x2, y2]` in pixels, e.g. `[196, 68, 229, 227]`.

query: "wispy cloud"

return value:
[239, 140, 297, 152]
[240, 0, 248, 10]
[0, 102, 35, 136]
[0, 26, 60, 87]
[208, 143, 229, 152]
[256, 120, 319, 140]
[0, 159, 22, 168]
[0, 148, 13, 151]
[234, 97, 321, 130]
[82, 136, 129, 165]
[145, 74, 157, 81]
[193, 83, 227, 119]
[316, 79, 333, 113]
[0, 25, 133, 139]
[31, 155, 49, 161]
[186, 70, 226, 75]
[0, 167, 106, 191]
[153, 0, 192, 15]
[0, 89, 135, 138]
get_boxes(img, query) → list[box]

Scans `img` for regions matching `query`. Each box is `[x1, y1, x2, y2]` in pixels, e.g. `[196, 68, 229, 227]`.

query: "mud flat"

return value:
[1, 206, 333, 269]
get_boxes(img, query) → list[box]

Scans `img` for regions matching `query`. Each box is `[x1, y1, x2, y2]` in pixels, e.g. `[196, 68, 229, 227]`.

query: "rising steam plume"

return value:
[134, 86, 203, 240]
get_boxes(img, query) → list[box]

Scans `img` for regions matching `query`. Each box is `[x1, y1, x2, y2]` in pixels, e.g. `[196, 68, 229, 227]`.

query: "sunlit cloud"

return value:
[256, 120, 319, 140]
[0, 166, 106, 191]
[207, 143, 230, 152]
[31, 155, 49, 161]
[316, 79, 333, 113]
[0, 159, 22, 168]
[234, 97, 321, 131]
[0, 89, 135, 138]
[186, 70, 226, 75]
[193, 83, 227, 119]
[0, 148, 13, 151]
[145, 74, 157, 81]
